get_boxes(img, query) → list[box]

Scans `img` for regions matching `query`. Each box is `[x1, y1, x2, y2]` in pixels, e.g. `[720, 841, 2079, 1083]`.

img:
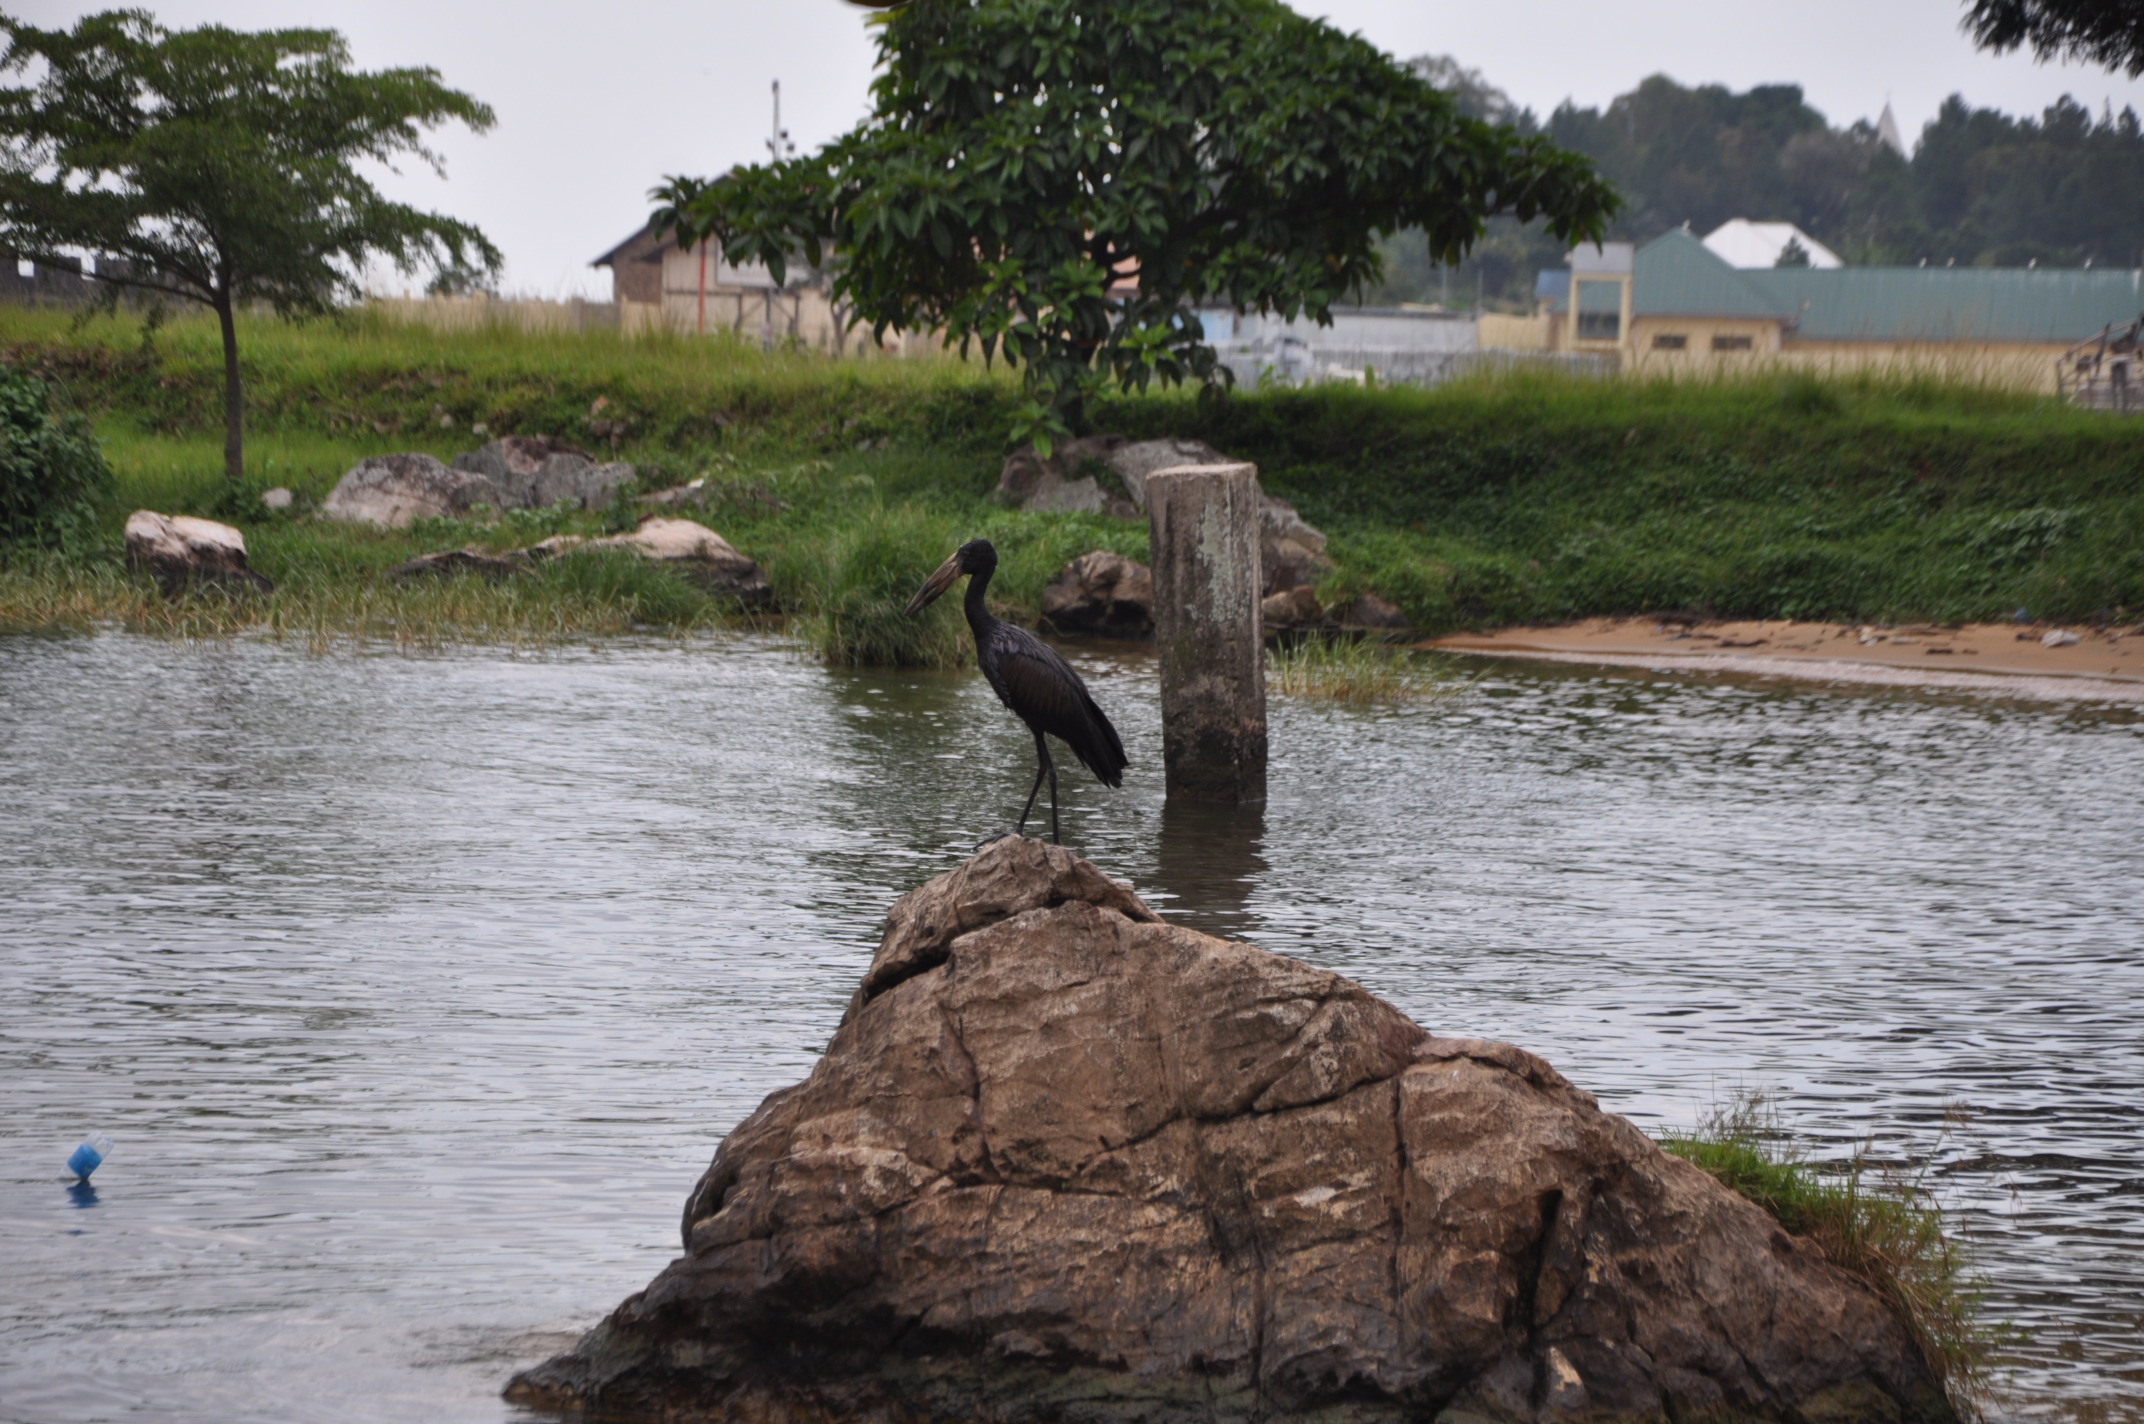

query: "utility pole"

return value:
[767, 80, 793, 164]
[765, 80, 795, 350]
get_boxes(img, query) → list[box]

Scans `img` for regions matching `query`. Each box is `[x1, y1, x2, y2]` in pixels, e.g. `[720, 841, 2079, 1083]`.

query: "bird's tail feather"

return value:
[1069, 692, 1128, 788]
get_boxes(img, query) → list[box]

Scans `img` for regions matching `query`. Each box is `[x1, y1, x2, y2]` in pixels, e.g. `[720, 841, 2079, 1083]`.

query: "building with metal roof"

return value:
[1527, 228, 2144, 389]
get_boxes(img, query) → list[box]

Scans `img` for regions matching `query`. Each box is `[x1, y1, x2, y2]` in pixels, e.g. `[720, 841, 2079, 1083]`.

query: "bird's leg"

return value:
[1047, 749, 1062, 844]
[1012, 728, 1051, 839]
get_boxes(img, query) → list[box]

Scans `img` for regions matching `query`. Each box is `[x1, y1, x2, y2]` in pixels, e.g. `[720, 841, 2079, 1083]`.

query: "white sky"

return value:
[18, 0, 2144, 297]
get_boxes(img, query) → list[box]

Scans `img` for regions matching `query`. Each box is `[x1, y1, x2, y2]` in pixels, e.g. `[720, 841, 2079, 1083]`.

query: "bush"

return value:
[773, 501, 972, 667]
[0, 366, 111, 548]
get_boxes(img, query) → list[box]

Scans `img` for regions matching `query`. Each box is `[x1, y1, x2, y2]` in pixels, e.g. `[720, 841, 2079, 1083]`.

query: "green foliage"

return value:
[660, 0, 1616, 444]
[0, 12, 500, 315]
[0, 365, 110, 548]
[0, 10, 500, 484]
[773, 501, 972, 667]
[1965, 0, 2144, 76]
[1661, 1093, 1989, 1408]
[1147, 368, 2144, 628]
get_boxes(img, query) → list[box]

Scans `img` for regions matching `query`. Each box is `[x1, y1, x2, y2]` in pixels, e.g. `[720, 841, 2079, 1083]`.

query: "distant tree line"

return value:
[1366, 59, 2144, 309]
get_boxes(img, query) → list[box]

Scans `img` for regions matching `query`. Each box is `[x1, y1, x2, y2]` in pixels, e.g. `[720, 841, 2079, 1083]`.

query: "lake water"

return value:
[1, 632, 2139, 1424]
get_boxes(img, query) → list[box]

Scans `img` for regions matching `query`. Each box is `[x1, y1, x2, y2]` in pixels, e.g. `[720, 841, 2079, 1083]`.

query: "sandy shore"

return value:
[1426, 617, 2144, 703]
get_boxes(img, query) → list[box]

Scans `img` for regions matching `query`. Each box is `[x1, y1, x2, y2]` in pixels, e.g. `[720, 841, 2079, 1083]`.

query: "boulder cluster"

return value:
[1008, 436, 1405, 637]
[112, 435, 771, 605]
[320, 435, 634, 527]
[508, 838, 1953, 1424]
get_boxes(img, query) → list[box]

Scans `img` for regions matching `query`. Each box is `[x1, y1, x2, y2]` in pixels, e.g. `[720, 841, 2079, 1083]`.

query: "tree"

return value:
[657, 0, 1615, 448]
[1775, 235, 1812, 267]
[0, 11, 500, 486]
[1964, 0, 2144, 76]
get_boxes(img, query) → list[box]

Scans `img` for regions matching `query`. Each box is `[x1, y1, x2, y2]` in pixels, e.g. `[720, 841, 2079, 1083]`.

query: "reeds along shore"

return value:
[1, 303, 2140, 657]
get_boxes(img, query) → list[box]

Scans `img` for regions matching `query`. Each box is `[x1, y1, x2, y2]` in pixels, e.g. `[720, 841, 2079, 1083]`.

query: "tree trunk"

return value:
[215, 289, 244, 487]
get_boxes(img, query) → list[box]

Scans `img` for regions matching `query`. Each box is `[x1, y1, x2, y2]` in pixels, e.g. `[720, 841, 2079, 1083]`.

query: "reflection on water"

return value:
[1151, 798, 1268, 942]
[0, 633, 2139, 1424]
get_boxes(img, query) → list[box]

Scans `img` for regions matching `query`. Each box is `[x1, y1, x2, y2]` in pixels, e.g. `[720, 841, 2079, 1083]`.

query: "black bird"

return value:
[905, 539, 1127, 843]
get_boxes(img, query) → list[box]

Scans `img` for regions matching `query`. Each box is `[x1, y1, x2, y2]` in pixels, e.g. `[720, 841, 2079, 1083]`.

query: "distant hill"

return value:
[1363, 60, 2144, 309]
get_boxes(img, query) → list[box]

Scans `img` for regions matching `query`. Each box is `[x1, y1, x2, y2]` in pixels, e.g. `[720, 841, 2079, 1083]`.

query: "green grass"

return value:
[1266, 635, 1470, 702]
[1661, 1093, 1989, 1415]
[3, 303, 2141, 653]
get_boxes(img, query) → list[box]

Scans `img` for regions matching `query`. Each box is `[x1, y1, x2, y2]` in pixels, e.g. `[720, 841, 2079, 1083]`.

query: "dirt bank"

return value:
[1428, 617, 2144, 702]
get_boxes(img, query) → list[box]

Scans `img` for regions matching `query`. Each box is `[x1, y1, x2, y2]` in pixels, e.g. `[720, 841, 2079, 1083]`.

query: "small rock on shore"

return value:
[124, 510, 272, 594]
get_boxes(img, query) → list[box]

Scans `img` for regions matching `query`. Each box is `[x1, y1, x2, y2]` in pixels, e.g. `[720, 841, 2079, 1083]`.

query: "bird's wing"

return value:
[987, 623, 1095, 733]
[989, 624, 1129, 786]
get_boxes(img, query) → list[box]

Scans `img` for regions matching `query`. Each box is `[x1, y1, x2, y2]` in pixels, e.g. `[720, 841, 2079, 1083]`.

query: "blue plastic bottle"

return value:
[67, 1134, 113, 1180]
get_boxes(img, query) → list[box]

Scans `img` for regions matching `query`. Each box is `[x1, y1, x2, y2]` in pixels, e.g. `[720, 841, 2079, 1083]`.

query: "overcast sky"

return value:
[19, 0, 2144, 296]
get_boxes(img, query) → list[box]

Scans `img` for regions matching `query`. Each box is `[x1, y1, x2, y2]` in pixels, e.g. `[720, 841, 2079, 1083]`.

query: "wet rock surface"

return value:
[123, 510, 272, 594]
[507, 839, 1951, 1424]
[1040, 550, 1154, 637]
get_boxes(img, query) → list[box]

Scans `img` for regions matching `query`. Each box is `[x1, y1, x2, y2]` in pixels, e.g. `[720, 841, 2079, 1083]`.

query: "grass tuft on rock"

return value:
[1266, 636, 1468, 703]
[1661, 1092, 1990, 1414]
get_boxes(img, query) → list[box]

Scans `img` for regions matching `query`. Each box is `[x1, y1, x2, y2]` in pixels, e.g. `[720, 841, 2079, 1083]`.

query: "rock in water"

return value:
[1040, 550, 1154, 637]
[507, 839, 1952, 1424]
[321, 454, 505, 528]
[123, 511, 272, 593]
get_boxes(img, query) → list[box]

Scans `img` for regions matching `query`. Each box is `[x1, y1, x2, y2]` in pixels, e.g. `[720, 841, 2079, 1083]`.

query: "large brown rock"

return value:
[508, 839, 1952, 1424]
[1040, 550, 1154, 637]
[123, 510, 272, 594]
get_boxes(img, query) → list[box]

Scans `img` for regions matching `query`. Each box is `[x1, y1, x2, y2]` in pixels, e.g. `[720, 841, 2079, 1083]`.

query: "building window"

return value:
[1577, 311, 1621, 341]
[1711, 334, 1754, 352]
[1652, 333, 1687, 350]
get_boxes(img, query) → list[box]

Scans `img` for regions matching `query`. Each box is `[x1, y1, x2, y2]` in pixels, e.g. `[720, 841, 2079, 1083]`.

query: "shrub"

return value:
[773, 501, 972, 668]
[0, 366, 111, 548]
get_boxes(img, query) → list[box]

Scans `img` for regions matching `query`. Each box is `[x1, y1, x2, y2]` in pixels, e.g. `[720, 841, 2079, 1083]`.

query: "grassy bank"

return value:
[2, 304, 2139, 651]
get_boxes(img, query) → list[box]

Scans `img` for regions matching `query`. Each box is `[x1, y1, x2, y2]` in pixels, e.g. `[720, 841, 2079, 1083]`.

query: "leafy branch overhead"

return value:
[0, 10, 500, 484]
[656, 0, 1617, 446]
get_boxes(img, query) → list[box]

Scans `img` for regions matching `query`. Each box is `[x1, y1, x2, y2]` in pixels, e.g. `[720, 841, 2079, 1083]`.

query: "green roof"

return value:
[1629, 229, 2144, 343]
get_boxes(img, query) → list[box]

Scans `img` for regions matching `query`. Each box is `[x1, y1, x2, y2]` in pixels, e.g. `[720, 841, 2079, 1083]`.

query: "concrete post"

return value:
[1146, 463, 1267, 803]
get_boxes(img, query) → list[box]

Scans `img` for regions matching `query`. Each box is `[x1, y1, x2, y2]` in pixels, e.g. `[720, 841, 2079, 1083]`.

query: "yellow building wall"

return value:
[1625, 317, 2067, 391]
[1627, 317, 1783, 369]
[1479, 311, 1551, 351]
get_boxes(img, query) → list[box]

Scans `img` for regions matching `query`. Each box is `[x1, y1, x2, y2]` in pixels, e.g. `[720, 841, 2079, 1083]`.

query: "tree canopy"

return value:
[0, 10, 500, 484]
[658, 0, 1615, 446]
[1964, 0, 2144, 76]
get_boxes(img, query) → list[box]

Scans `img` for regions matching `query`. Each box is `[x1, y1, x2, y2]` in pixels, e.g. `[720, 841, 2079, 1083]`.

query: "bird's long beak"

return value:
[903, 554, 963, 617]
